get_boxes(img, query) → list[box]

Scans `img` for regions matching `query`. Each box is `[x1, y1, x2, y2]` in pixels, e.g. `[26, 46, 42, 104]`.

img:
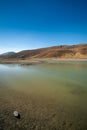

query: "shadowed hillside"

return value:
[0, 44, 87, 60]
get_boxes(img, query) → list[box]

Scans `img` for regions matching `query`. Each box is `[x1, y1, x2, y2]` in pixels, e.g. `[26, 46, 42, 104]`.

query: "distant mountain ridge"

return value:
[0, 52, 16, 56]
[0, 44, 87, 59]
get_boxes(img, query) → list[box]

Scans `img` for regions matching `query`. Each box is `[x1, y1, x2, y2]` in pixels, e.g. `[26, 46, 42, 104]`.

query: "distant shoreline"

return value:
[0, 59, 87, 66]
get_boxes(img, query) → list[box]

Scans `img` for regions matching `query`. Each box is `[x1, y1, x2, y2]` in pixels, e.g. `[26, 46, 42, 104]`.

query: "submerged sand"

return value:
[0, 88, 87, 130]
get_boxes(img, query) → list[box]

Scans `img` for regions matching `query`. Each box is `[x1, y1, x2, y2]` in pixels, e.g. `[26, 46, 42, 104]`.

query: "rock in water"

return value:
[13, 111, 19, 117]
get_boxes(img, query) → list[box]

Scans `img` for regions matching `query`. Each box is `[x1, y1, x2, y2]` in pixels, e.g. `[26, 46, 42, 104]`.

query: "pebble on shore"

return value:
[13, 111, 19, 117]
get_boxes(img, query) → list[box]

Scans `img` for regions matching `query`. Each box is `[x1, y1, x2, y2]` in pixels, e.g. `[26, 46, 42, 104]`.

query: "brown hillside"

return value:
[0, 44, 87, 60]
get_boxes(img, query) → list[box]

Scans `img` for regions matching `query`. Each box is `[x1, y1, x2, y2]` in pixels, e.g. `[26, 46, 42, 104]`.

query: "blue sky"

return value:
[0, 0, 87, 53]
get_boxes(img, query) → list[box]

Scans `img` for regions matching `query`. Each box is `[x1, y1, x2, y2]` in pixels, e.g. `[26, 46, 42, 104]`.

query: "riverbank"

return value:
[0, 59, 87, 65]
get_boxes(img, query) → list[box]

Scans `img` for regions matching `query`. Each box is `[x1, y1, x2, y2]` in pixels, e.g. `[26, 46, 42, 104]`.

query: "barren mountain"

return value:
[0, 44, 87, 60]
[0, 52, 16, 56]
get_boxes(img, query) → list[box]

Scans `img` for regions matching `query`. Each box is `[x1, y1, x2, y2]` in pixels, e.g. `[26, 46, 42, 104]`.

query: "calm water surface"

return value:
[0, 61, 87, 130]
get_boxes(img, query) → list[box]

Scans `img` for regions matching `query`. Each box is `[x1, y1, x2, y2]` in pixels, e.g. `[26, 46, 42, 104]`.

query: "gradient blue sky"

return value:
[0, 0, 87, 53]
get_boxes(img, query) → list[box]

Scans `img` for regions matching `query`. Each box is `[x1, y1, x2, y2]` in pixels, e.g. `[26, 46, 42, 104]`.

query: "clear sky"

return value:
[0, 0, 87, 53]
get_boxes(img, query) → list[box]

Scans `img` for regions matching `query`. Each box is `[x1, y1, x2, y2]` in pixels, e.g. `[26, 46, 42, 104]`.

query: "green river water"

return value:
[0, 61, 87, 130]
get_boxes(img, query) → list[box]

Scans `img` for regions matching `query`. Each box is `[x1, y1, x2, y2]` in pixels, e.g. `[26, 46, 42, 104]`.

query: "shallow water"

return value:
[0, 61, 87, 130]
